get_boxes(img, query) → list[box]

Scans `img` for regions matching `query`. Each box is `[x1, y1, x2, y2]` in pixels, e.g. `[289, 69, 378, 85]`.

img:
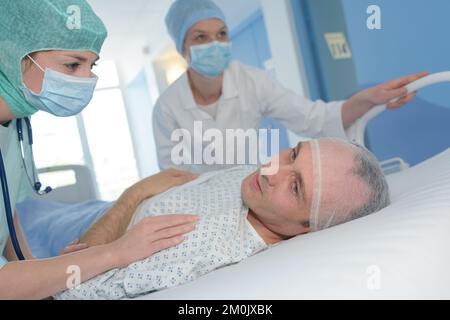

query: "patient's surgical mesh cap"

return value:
[309, 138, 390, 232]
[0, 0, 107, 117]
[165, 0, 227, 54]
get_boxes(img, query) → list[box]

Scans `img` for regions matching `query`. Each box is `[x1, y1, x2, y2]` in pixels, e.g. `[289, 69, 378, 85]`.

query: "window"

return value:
[32, 61, 139, 201]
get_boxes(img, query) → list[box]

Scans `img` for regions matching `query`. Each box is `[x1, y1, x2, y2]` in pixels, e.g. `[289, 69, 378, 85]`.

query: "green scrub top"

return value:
[0, 120, 32, 269]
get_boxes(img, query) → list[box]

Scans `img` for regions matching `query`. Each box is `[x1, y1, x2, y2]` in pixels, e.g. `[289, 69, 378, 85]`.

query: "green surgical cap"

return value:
[0, 0, 108, 117]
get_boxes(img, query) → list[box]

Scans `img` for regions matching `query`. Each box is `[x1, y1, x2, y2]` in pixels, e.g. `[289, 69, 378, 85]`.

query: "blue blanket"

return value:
[16, 200, 113, 258]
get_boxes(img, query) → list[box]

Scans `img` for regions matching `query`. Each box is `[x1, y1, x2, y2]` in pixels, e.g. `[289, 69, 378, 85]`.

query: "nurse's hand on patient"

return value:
[129, 169, 198, 201]
[108, 214, 198, 269]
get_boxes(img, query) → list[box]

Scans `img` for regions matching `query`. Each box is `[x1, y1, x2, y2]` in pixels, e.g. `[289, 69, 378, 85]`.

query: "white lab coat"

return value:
[153, 60, 347, 173]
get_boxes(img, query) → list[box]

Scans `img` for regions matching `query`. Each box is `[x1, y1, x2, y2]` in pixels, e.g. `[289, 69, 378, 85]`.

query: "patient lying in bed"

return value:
[56, 138, 390, 299]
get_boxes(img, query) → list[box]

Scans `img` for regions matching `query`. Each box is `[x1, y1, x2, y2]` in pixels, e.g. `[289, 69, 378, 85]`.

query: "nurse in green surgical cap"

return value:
[0, 0, 197, 299]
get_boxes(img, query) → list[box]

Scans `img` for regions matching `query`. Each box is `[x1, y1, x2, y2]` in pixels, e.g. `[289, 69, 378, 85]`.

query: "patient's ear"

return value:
[302, 220, 310, 229]
[285, 220, 311, 237]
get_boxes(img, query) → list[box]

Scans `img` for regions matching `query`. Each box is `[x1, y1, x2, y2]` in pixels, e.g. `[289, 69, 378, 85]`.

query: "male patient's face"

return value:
[241, 140, 358, 237]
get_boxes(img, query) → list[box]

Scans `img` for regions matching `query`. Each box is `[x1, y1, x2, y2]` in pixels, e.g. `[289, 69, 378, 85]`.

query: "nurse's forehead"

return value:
[47, 50, 99, 62]
[189, 19, 227, 32]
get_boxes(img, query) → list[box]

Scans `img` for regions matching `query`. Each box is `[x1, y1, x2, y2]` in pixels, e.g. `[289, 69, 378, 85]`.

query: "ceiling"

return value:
[87, 0, 261, 60]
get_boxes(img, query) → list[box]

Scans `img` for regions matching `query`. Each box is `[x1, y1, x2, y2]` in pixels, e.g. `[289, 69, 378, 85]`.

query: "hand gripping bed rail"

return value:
[346, 71, 450, 146]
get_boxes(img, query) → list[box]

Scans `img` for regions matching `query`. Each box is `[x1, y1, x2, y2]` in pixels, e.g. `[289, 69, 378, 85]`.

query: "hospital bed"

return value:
[32, 147, 448, 299]
[18, 166, 109, 258]
[18, 72, 450, 299]
[21, 145, 449, 299]
[33, 165, 97, 204]
[135, 73, 450, 300]
[137, 147, 450, 299]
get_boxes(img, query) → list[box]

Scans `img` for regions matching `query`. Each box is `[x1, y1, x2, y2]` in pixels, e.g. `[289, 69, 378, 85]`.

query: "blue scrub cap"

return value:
[165, 0, 227, 54]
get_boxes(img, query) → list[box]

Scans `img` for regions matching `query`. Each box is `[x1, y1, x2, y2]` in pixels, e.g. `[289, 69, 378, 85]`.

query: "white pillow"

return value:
[138, 149, 450, 300]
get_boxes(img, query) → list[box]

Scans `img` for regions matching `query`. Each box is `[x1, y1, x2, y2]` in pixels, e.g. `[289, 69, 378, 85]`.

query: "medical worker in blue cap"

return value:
[0, 0, 197, 299]
[154, 0, 427, 173]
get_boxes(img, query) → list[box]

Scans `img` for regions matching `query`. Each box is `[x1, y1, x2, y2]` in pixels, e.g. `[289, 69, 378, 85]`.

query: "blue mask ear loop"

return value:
[0, 149, 25, 261]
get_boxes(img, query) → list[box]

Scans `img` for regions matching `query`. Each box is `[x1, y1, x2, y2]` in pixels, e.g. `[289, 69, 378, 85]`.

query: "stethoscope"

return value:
[0, 117, 52, 260]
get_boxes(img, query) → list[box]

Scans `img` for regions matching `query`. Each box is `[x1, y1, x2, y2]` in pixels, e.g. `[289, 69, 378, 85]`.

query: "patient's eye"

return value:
[292, 182, 299, 196]
[290, 148, 297, 161]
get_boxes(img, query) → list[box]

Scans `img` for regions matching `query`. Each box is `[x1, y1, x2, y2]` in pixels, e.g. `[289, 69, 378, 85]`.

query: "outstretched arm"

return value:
[342, 72, 429, 129]
[80, 169, 197, 246]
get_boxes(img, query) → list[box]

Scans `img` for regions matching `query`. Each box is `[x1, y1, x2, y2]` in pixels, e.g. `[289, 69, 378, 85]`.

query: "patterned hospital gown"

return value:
[56, 166, 268, 299]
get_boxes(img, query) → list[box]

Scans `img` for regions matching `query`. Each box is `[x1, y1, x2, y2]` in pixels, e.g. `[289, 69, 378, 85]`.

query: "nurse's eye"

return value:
[65, 63, 80, 71]
[219, 30, 228, 38]
[195, 34, 206, 41]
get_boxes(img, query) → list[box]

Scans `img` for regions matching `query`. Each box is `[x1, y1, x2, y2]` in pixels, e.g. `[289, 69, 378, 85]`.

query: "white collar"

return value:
[179, 65, 239, 111]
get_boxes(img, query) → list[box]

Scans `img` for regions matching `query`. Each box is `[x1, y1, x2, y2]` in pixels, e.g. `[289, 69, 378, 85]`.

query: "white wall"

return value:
[260, 0, 309, 146]
[215, 0, 261, 30]
[88, 0, 308, 176]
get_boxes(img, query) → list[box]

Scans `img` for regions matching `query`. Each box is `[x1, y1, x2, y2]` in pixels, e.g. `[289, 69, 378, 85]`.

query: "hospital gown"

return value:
[55, 166, 268, 300]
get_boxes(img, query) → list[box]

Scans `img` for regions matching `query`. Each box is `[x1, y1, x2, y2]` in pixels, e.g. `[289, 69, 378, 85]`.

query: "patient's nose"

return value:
[262, 164, 288, 186]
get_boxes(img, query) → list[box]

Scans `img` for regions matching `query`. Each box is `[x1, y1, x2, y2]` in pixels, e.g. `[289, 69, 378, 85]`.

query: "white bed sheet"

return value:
[134, 149, 450, 300]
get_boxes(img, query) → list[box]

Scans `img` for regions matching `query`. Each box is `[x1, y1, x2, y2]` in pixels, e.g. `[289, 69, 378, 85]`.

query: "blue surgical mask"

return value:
[189, 41, 232, 78]
[20, 55, 98, 117]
